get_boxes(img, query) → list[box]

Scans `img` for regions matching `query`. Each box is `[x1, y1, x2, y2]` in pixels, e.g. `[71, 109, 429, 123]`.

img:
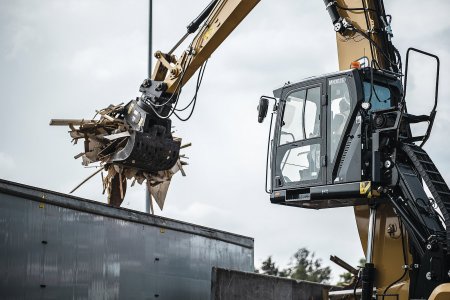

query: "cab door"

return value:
[326, 74, 361, 184]
[272, 80, 327, 190]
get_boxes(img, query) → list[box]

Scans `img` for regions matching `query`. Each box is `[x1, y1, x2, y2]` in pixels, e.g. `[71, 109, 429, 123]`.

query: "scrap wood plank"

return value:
[50, 119, 96, 126]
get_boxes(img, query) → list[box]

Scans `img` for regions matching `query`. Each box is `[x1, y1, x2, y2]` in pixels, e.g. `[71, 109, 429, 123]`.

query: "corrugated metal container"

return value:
[0, 179, 254, 300]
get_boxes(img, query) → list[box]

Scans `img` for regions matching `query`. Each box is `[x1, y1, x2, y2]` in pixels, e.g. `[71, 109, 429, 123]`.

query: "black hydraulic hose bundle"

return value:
[382, 219, 408, 299]
[169, 0, 219, 55]
[323, 0, 342, 29]
[186, 0, 218, 34]
[174, 60, 209, 121]
[323, 0, 402, 73]
[148, 0, 217, 121]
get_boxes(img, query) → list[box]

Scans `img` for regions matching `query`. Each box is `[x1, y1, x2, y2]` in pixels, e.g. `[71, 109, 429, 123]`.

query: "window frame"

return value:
[273, 80, 326, 190]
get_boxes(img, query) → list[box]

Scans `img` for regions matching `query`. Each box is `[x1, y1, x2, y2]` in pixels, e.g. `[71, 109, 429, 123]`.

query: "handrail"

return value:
[402, 47, 440, 147]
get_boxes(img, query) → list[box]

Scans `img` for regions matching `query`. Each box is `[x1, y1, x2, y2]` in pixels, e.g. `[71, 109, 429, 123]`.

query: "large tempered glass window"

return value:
[280, 144, 321, 182]
[363, 82, 392, 111]
[280, 90, 305, 145]
[305, 87, 321, 138]
[279, 87, 321, 145]
[329, 77, 351, 163]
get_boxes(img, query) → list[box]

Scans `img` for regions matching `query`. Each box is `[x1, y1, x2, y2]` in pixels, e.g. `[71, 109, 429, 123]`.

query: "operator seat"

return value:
[334, 98, 350, 133]
[332, 98, 350, 146]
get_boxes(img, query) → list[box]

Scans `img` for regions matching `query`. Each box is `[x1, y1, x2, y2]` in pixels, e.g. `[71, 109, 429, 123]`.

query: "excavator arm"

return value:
[150, 0, 260, 94]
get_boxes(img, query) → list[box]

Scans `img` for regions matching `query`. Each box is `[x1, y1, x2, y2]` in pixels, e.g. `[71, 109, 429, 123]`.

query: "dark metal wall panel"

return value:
[211, 268, 337, 300]
[0, 180, 254, 300]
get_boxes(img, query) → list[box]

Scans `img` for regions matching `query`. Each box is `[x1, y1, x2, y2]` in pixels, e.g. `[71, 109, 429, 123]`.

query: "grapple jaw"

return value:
[111, 130, 180, 172]
[110, 99, 181, 172]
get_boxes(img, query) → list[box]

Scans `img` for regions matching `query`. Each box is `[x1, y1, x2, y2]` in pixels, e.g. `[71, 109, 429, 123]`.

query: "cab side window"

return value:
[280, 87, 321, 145]
[329, 78, 351, 164]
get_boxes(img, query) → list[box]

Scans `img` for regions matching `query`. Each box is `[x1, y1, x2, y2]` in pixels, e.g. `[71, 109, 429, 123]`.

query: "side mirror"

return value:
[257, 96, 270, 123]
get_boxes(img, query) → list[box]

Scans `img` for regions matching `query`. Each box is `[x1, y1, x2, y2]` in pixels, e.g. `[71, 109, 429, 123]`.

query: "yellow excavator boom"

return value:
[151, 0, 260, 94]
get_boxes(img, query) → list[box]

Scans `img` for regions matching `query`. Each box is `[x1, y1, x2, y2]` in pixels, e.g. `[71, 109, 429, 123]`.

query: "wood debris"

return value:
[50, 102, 189, 211]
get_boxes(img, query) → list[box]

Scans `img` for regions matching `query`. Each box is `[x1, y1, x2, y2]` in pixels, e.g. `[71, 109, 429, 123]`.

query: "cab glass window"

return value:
[279, 87, 321, 145]
[363, 82, 392, 111]
[280, 144, 321, 182]
[278, 86, 321, 184]
[329, 77, 351, 163]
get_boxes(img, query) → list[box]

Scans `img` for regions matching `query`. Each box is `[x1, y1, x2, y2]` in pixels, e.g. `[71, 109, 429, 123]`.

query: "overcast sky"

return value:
[1, 0, 449, 283]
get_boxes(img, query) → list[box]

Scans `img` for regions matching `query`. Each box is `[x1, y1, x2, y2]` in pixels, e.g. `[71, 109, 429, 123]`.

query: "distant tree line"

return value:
[255, 247, 364, 286]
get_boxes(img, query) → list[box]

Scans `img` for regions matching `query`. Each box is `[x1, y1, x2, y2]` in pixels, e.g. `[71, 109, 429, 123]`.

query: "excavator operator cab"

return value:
[263, 67, 403, 209]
